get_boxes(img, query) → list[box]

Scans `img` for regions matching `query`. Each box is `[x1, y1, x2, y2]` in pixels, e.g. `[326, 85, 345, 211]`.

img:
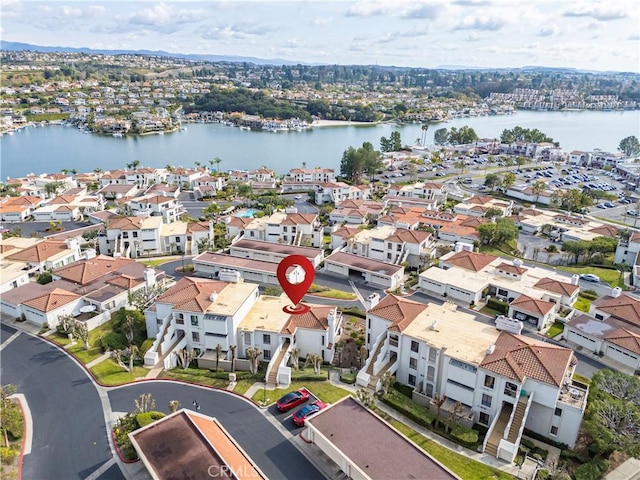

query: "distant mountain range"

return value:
[0, 41, 303, 66]
[0, 40, 630, 74]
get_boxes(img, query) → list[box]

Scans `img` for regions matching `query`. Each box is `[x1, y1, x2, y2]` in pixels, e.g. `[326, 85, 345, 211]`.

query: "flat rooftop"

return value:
[403, 303, 500, 364]
[130, 409, 265, 480]
[325, 251, 403, 276]
[231, 239, 323, 258]
[195, 252, 279, 273]
[307, 396, 457, 480]
[238, 295, 291, 332]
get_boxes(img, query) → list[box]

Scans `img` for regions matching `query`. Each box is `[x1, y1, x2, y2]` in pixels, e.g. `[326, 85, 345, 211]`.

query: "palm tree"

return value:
[229, 345, 237, 372]
[420, 123, 429, 146]
[290, 347, 301, 371]
[453, 160, 466, 175]
[93, 167, 103, 174]
[213, 157, 222, 172]
[214, 343, 223, 371]
[166, 164, 175, 172]
[61, 168, 68, 175]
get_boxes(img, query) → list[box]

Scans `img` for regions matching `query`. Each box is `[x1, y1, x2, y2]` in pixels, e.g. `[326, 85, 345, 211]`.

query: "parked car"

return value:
[276, 388, 310, 412]
[581, 274, 600, 283]
[627, 210, 638, 216]
[294, 195, 302, 200]
[292, 400, 327, 426]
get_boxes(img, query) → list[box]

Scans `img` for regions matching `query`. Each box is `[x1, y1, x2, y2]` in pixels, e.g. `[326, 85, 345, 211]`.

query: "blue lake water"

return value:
[1, 110, 638, 179]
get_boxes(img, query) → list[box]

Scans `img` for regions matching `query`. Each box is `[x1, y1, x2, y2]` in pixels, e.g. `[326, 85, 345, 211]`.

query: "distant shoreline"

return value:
[311, 119, 378, 128]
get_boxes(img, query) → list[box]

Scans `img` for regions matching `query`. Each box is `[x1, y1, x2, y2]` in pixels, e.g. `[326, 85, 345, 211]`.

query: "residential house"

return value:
[127, 194, 186, 223]
[357, 294, 585, 461]
[315, 182, 371, 205]
[5, 238, 82, 274]
[454, 196, 513, 218]
[329, 200, 385, 225]
[167, 168, 206, 188]
[564, 289, 640, 372]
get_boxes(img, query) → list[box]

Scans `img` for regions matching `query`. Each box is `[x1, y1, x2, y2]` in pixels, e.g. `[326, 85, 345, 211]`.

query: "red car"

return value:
[292, 401, 326, 426]
[276, 388, 310, 412]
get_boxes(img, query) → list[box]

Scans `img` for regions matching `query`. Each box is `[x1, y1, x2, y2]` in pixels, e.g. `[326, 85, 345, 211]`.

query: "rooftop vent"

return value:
[486, 344, 496, 354]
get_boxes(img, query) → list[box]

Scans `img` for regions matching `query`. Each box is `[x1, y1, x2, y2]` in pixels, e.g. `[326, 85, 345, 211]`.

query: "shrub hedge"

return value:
[136, 411, 165, 428]
[574, 460, 609, 480]
[486, 297, 508, 314]
[450, 425, 479, 449]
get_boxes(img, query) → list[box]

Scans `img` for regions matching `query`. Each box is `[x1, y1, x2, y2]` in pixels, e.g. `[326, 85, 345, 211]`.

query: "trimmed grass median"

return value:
[90, 359, 148, 386]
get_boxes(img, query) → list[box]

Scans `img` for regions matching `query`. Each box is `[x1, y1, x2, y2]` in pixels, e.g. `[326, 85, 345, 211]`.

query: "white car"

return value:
[581, 274, 600, 283]
[294, 195, 302, 200]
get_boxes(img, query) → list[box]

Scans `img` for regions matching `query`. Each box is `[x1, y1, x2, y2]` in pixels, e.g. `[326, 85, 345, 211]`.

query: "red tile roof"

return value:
[510, 294, 556, 316]
[281, 305, 334, 334]
[444, 250, 497, 272]
[6, 240, 71, 263]
[368, 294, 428, 332]
[592, 294, 640, 328]
[497, 262, 528, 275]
[479, 332, 574, 386]
[158, 277, 230, 313]
[605, 328, 640, 355]
[534, 278, 579, 296]
[22, 287, 80, 312]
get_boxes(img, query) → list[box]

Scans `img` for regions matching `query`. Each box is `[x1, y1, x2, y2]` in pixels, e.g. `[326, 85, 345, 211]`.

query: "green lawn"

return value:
[545, 321, 565, 338]
[386, 417, 514, 480]
[137, 258, 174, 267]
[573, 297, 592, 313]
[49, 333, 72, 347]
[90, 359, 148, 386]
[48, 320, 115, 364]
[67, 343, 104, 364]
[311, 289, 357, 300]
[479, 306, 502, 318]
[558, 266, 623, 288]
[160, 368, 232, 388]
[252, 381, 350, 406]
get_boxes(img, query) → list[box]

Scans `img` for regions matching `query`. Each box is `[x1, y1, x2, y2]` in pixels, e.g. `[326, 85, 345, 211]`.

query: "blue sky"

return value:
[2, 0, 639, 72]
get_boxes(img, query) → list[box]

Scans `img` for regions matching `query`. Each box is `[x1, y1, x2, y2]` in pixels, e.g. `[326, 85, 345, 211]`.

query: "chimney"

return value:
[327, 307, 337, 347]
[143, 268, 156, 289]
[486, 344, 496, 354]
[610, 287, 622, 298]
[365, 293, 380, 310]
[209, 291, 218, 302]
[571, 274, 580, 285]
[430, 320, 438, 331]
[209, 220, 214, 245]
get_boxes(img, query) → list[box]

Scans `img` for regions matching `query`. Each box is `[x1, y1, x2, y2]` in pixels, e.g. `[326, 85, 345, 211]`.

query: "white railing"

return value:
[265, 341, 289, 383]
[144, 313, 173, 366]
[482, 405, 504, 453]
[372, 340, 391, 377]
[356, 330, 387, 387]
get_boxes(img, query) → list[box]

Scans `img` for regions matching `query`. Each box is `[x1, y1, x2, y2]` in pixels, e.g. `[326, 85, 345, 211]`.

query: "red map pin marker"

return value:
[277, 255, 315, 314]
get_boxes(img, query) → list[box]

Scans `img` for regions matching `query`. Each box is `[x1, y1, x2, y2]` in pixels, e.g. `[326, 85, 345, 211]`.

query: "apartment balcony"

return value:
[557, 380, 588, 410]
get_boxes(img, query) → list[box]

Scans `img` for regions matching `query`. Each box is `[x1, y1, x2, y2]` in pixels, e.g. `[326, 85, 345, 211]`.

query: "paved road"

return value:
[0, 325, 117, 480]
[108, 382, 323, 479]
[6, 221, 93, 238]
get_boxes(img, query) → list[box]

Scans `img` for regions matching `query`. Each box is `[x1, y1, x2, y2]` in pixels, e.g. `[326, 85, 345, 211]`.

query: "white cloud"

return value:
[456, 16, 506, 31]
[539, 25, 561, 36]
[129, 3, 206, 32]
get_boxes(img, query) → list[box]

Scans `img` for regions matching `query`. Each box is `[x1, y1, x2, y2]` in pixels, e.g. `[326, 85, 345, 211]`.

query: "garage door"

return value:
[606, 345, 639, 367]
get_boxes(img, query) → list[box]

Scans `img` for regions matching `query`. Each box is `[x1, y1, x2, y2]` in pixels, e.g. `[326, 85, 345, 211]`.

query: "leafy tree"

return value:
[502, 172, 516, 189]
[477, 218, 518, 245]
[0, 384, 21, 446]
[484, 207, 503, 218]
[237, 183, 253, 198]
[290, 347, 301, 371]
[380, 136, 393, 153]
[531, 180, 547, 203]
[134, 393, 156, 414]
[561, 240, 590, 264]
[500, 126, 554, 144]
[380, 372, 395, 396]
[453, 160, 466, 174]
[584, 369, 640, 457]
[168, 400, 181, 413]
[484, 173, 502, 191]
[433, 128, 449, 145]
[618, 135, 640, 157]
[341, 142, 381, 182]
[390, 131, 402, 151]
[448, 125, 478, 145]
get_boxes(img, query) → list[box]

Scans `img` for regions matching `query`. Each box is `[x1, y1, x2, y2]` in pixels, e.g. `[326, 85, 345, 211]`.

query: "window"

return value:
[428, 349, 437, 362]
[479, 412, 490, 426]
[387, 253, 392, 260]
[409, 357, 418, 370]
[397, 245, 402, 251]
[595, 314, 604, 320]
[497, 288, 508, 297]
[481, 394, 492, 408]
[175, 236, 180, 242]
[243, 332, 251, 345]
[122, 232, 128, 238]
[425, 383, 434, 397]
[554, 407, 562, 417]
[389, 334, 399, 347]
[504, 382, 518, 398]
[190, 315, 198, 326]
[192, 332, 200, 343]
[484, 375, 495, 389]
[550, 426, 558, 436]
[427, 366, 435, 382]
[408, 374, 416, 386]
[263, 349, 271, 360]
[411, 340, 419, 353]
[262, 334, 271, 345]
[283, 226, 288, 232]
[132, 231, 138, 238]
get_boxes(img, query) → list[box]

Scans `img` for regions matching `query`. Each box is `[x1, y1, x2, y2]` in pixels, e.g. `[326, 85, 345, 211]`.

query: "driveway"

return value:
[0, 328, 117, 480]
[7, 221, 93, 238]
[108, 382, 323, 479]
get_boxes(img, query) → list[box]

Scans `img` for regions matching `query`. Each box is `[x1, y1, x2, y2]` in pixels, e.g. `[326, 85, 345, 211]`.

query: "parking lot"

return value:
[265, 387, 322, 433]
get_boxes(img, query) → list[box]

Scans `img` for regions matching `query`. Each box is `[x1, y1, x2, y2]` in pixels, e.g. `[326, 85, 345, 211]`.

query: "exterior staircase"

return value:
[484, 405, 511, 457]
[267, 339, 290, 386]
[367, 357, 395, 390]
[366, 339, 385, 375]
[507, 397, 528, 443]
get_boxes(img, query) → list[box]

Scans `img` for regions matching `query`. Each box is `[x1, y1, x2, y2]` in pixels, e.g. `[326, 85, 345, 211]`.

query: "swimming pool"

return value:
[234, 209, 259, 218]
